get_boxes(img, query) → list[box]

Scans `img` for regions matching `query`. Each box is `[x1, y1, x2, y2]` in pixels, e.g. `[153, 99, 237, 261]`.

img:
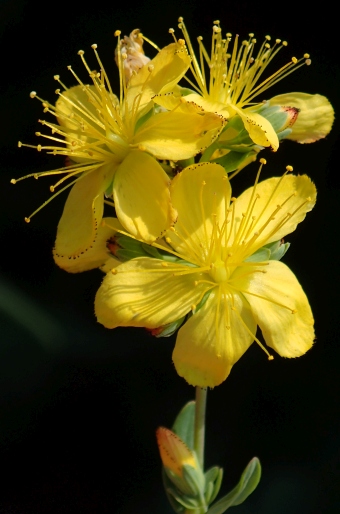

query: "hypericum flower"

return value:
[95, 161, 316, 387]
[170, 17, 314, 151]
[14, 34, 225, 272]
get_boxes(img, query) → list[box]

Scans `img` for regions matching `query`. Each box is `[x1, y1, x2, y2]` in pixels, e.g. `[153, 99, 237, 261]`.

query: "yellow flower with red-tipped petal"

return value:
[95, 161, 316, 388]
[15, 32, 225, 273]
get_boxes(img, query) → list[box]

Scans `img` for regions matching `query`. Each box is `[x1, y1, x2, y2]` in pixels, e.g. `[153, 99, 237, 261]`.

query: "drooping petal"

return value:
[229, 174, 316, 257]
[156, 92, 230, 118]
[166, 163, 231, 263]
[113, 150, 177, 243]
[234, 260, 314, 357]
[95, 257, 208, 329]
[236, 109, 279, 151]
[133, 102, 225, 160]
[126, 42, 191, 117]
[173, 291, 256, 388]
[53, 164, 116, 272]
[268, 93, 334, 143]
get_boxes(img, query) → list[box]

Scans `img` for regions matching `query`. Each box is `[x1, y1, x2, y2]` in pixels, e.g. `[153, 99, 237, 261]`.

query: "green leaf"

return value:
[207, 457, 261, 514]
[204, 467, 223, 505]
[172, 401, 196, 451]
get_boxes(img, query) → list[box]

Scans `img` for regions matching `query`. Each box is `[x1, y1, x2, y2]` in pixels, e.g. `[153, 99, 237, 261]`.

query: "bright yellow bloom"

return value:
[171, 18, 313, 151]
[15, 34, 225, 272]
[95, 162, 316, 387]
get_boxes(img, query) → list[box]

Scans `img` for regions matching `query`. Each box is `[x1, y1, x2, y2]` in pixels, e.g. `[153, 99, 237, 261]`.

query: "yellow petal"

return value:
[237, 109, 279, 150]
[53, 164, 115, 272]
[268, 93, 335, 143]
[173, 291, 255, 388]
[133, 103, 225, 160]
[126, 42, 191, 117]
[235, 260, 314, 357]
[94, 258, 208, 329]
[155, 92, 230, 117]
[230, 174, 316, 256]
[166, 163, 230, 263]
[113, 150, 177, 243]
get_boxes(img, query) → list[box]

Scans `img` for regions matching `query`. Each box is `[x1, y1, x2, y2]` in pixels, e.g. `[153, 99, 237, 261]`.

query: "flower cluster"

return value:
[15, 19, 334, 387]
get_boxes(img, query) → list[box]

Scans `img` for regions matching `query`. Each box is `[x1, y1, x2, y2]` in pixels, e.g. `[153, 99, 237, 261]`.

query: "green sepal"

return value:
[245, 239, 290, 263]
[278, 128, 293, 140]
[212, 150, 258, 174]
[204, 466, 224, 505]
[265, 240, 290, 260]
[207, 457, 261, 514]
[134, 104, 155, 134]
[255, 102, 291, 132]
[162, 468, 201, 513]
[153, 315, 187, 338]
[172, 401, 196, 450]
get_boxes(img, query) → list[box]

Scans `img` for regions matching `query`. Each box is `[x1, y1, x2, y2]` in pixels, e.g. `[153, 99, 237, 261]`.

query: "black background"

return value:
[1, 0, 339, 512]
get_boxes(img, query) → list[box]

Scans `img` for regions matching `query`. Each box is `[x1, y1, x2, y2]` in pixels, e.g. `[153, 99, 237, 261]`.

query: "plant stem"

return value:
[194, 387, 208, 470]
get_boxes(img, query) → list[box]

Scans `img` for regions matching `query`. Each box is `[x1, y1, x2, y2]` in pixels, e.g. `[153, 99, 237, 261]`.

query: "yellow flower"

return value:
[171, 18, 313, 151]
[95, 162, 316, 388]
[15, 34, 225, 272]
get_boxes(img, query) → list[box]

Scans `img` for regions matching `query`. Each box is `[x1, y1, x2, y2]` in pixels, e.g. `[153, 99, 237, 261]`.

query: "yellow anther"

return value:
[292, 57, 298, 64]
[265, 35, 271, 40]
[168, 28, 175, 34]
[37, 145, 42, 152]
[283, 41, 288, 46]
[77, 50, 84, 55]
[35, 132, 41, 137]
[304, 53, 310, 59]
[111, 269, 118, 275]
[10, 178, 16, 184]
[114, 30, 121, 36]
[286, 165, 293, 172]
[24, 217, 30, 223]
[268, 355, 274, 361]
[165, 237, 171, 244]
[54, 75, 60, 81]
[18, 141, 22, 148]
[191, 304, 196, 311]
[50, 185, 55, 192]
[276, 39, 281, 44]
[306, 59, 311, 65]
[30, 91, 37, 98]
[178, 39, 185, 46]
[161, 262, 168, 267]
[260, 158, 267, 164]
[148, 65, 154, 72]
[178, 16, 184, 22]
[91, 44, 98, 49]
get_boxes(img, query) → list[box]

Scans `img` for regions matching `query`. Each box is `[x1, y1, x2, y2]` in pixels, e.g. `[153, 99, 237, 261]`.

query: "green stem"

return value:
[194, 387, 208, 470]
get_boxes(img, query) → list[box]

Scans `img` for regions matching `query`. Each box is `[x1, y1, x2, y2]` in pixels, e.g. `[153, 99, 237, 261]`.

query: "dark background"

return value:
[1, 0, 339, 512]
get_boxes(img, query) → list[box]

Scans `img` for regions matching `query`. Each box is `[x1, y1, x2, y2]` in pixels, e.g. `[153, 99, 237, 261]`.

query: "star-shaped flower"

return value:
[15, 34, 225, 272]
[95, 162, 316, 387]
